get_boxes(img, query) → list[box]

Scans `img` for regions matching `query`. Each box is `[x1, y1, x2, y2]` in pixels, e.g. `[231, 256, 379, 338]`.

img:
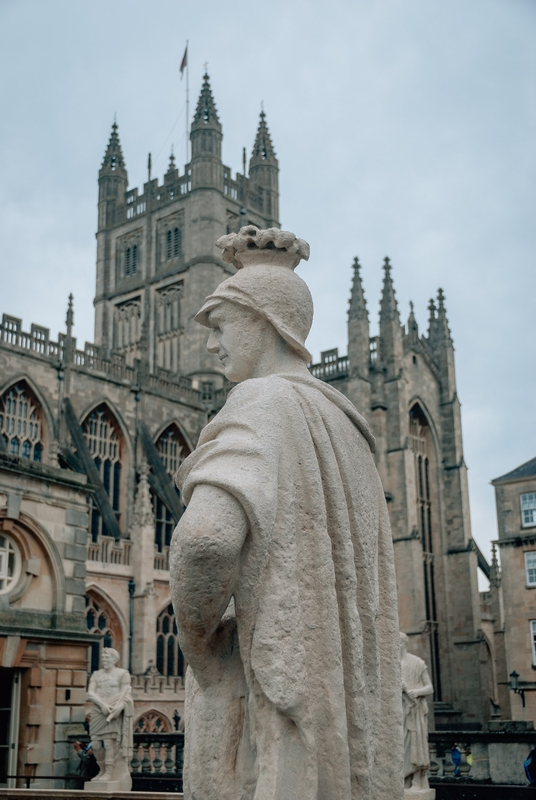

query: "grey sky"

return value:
[1, 0, 535, 582]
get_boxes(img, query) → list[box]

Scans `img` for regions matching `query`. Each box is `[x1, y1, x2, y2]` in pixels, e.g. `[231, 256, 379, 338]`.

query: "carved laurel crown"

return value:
[215, 226, 310, 270]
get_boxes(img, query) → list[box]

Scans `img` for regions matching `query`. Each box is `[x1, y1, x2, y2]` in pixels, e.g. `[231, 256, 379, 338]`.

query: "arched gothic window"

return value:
[153, 425, 190, 552]
[83, 406, 122, 541]
[135, 710, 172, 733]
[86, 592, 123, 673]
[173, 227, 180, 257]
[125, 244, 139, 277]
[0, 382, 44, 462]
[156, 604, 184, 678]
[409, 404, 441, 700]
[166, 230, 172, 260]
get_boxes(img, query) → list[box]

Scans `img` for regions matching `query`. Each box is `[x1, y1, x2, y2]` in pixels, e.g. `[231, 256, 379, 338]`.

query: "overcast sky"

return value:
[1, 0, 535, 582]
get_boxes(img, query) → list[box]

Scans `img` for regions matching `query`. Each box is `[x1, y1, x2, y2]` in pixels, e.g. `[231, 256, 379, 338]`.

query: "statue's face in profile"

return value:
[207, 301, 274, 382]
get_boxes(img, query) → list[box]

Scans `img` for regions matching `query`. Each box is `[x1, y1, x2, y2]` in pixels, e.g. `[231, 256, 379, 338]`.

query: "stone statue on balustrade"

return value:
[85, 647, 133, 792]
[170, 225, 404, 800]
[400, 632, 435, 799]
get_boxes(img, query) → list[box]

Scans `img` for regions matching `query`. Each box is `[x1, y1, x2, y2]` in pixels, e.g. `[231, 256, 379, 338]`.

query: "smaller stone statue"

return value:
[400, 632, 435, 799]
[86, 647, 133, 792]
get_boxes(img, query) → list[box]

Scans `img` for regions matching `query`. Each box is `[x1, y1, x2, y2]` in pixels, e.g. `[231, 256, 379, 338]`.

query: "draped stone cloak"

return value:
[177, 371, 404, 800]
[88, 669, 134, 761]
[401, 654, 430, 777]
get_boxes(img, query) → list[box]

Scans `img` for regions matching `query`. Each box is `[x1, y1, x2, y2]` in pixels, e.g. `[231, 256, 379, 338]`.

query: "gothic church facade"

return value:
[0, 73, 499, 784]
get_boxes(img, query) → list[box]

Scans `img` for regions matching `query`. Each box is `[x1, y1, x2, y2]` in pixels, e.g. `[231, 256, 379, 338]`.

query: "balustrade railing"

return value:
[154, 547, 170, 571]
[87, 537, 131, 566]
[131, 731, 184, 783]
[310, 353, 349, 381]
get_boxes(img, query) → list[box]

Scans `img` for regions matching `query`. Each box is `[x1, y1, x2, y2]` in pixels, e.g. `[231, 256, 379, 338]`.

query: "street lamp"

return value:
[509, 670, 536, 708]
[509, 671, 519, 692]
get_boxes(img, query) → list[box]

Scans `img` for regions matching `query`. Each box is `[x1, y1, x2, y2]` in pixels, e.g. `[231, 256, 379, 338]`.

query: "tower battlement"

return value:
[95, 74, 280, 382]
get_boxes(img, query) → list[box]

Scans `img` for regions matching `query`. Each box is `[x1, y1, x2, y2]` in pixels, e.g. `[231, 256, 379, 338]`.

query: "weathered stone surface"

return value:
[170, 228, 404, 800]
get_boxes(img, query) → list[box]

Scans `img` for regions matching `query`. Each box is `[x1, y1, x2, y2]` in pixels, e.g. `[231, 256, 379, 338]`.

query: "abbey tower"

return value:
[95, 74, 279, 387]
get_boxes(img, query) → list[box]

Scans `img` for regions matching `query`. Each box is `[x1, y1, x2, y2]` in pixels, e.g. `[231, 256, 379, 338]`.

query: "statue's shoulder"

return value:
[407, 652, 427, 670]
[227, 375, 297, 408]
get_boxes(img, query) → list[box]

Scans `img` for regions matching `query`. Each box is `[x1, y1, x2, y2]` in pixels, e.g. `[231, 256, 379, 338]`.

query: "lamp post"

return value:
[509, 670, 536, 708]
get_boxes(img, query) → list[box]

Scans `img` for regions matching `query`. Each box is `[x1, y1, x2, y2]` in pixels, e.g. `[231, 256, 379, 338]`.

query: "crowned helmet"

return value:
[195, 226, 313, 363]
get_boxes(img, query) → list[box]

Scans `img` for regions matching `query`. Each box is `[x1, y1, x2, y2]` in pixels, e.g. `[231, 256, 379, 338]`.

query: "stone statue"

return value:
[86, 647, 133, 792]
[400, 632, 435, 798]
[170, 226, 404, 800]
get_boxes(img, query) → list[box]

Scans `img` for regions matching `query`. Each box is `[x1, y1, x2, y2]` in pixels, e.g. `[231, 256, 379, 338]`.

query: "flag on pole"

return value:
[180, 45, 188, 79]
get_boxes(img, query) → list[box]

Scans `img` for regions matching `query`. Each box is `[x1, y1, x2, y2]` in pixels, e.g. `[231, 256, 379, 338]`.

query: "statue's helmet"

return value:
[195, 226, 313, 363]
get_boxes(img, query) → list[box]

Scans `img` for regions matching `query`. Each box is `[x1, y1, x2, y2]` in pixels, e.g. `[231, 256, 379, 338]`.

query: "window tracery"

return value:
[156, 604, 184, 678]
[82, 406, 122, 540]
[153, 425, 189, 553]
[0, 382, 44, 462]
[114, 297, 142, 364]
[410, 403, 441, 700]
[156, 283, 182, 372]
[135, 711, 172, 733]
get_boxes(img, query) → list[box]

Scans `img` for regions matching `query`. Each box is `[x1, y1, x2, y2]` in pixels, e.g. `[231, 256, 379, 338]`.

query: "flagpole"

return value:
[186, 40, 189, 166]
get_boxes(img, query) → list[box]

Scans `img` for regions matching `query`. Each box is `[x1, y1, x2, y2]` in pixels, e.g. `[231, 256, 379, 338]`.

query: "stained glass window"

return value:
[0, 383, 44, 462]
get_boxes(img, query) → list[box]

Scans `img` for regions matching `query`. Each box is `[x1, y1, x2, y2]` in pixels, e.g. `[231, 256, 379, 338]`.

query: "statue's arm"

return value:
[170, 483, 248, 675]
[87, 674, 110, 714]
[106, 671, 132, 721]
[414, 666, 434, 698]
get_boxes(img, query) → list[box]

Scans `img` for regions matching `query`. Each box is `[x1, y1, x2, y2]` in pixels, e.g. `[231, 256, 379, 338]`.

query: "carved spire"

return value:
[100, 121, 127, 178]
[490, 543, 501, 589]
[379, 257, 403, 374]
[348, 257, 368, 322]
[65, 294, 74, 338]
[131, 462, 154, 529]
[348, 257, 370, 375]
[249, 110, 278, 170]
[190, 73, 223, 180]
[248, 108, 279, 225]
[379, 257, 400, 324]
[191, 73, 221, 132]
[407, 300, 419, 344]
[168, 148, 176, 172]
[436, 288, 453, 345]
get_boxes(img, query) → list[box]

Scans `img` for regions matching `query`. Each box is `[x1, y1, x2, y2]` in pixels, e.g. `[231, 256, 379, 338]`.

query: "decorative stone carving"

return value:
[85, 647, 133, 792]
[400, 632, 435, 799]
[170, 226, 404, 800]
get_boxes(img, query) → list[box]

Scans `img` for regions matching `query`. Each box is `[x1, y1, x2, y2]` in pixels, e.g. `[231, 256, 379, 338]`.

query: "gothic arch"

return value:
[156, 602, 184, 678]
[156, 596, 172, 617]
[77, 397, 133, 460]
[79, 401, 129, 539]
[0, 509, 65, 611]
[408, 399, 445, 701]
[152, 418, 195, 455]
[85, 584, 127, 670]
[407, 396, 441, 456]
[0, 376, 54, 463]
[134, 709, 173, 732]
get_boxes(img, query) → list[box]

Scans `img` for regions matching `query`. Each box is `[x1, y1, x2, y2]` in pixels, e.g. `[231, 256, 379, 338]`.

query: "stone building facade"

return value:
[310, 258, 499, 729]
[0, 74, 279, 785]
[491, 456, 536, 721]
[0, 72, 501, 785]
